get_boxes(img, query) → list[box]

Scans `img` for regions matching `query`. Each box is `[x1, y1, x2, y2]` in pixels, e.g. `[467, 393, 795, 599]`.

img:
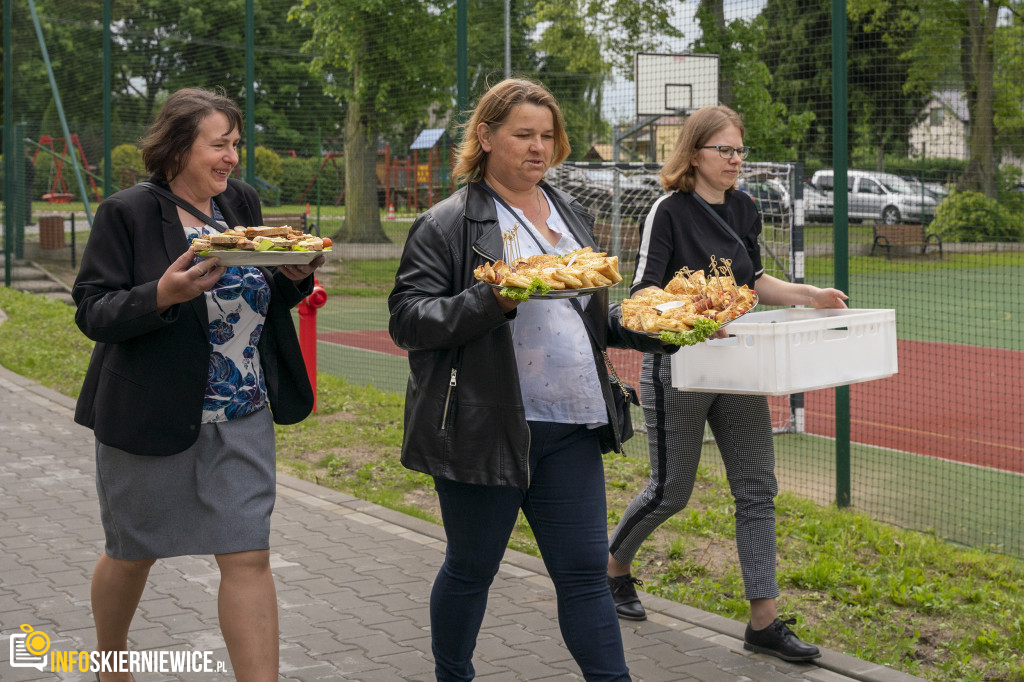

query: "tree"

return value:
[846, 0, 932, 170]
[291, 0, 453, 243]
[759, 0, 835, 162]
[960, 0, 1002, 197]
[993, 9, 1024, 162]
[530, 0, 683, 156]
[900, 0, 1009, 198]
[692, 3, 814, 161]
[697, 0, 731, 107]
[4, 0, 109, 162]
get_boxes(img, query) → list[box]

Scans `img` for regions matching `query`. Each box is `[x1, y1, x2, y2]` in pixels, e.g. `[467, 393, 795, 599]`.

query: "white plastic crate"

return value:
[671, 308, 897, 395]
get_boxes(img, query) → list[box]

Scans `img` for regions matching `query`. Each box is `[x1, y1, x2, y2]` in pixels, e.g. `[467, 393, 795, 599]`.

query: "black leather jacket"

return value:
[388, 181, 667, 488]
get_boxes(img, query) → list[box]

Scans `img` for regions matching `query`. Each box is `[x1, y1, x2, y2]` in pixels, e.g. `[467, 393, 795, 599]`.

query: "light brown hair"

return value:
[660, 105, 744, 193]
[140, 87, 243, 181]
[452, 78, 571, 185]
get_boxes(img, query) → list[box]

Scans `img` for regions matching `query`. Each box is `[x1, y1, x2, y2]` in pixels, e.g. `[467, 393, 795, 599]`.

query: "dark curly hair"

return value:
[140, 87, 243, 181]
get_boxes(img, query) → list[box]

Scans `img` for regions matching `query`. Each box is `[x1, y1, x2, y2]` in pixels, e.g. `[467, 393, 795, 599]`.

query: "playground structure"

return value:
[296, 129, 454, 214]
[30, 134, 103, 204]
[382, 128, 453, 214]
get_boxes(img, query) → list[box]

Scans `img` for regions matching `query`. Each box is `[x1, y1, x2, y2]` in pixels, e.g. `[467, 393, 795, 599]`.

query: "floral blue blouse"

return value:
[185, 206, 270, 423]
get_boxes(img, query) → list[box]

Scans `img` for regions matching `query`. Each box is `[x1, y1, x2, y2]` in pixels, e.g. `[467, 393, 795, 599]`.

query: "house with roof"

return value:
[909, 90, 1022, 171]
[909, 90, 970, 160]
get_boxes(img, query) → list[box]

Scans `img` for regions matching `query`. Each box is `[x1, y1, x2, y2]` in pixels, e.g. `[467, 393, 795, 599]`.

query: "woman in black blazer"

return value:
[73, 88, 323, 682]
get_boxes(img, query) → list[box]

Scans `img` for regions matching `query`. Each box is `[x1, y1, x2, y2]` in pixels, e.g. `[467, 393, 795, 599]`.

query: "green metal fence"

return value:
[2, 0, 1023, 558]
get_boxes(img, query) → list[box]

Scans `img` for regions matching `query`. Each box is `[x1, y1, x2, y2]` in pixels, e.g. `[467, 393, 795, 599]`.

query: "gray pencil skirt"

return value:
[95, 407, 276, 560]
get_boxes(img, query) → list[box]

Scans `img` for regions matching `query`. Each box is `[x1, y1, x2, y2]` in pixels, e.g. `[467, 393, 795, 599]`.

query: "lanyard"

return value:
[479, 181, 602, 343]
[691, 191, 746, 250]
[140, 181, 225, 233]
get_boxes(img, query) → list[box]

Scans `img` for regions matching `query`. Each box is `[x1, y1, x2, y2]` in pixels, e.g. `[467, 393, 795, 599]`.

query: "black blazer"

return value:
[73, 177, 314, 456]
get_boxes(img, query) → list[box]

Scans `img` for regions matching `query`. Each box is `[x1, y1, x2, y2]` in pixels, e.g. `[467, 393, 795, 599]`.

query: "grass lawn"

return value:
[3, 281, 1023, 680]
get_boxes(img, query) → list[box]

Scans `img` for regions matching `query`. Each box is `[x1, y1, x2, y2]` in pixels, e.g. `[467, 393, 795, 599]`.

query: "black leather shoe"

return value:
[744, 617, 821, 662]
[607, 574, 647, 621]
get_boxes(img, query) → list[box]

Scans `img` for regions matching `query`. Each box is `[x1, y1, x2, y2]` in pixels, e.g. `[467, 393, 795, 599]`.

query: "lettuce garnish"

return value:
[499, 277, 552, 301]
[658, 317, 722, 346]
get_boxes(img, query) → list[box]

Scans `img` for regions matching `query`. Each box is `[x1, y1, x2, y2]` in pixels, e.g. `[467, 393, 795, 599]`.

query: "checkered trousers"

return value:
[608, 352, 780, 600]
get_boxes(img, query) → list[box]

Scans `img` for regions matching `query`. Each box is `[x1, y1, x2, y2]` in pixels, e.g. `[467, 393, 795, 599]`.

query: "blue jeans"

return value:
[430, 421, 630, 682]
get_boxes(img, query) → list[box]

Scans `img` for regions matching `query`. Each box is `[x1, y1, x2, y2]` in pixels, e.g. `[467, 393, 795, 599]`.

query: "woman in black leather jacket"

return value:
[388, 79, 666, 681]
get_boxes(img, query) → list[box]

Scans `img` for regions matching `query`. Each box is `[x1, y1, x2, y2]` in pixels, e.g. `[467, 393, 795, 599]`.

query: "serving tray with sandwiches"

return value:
[192, 225, 332, 266]
[486, 283, 610, 299]
[473, 247, 623, 301]
[621, 258, 758, 346]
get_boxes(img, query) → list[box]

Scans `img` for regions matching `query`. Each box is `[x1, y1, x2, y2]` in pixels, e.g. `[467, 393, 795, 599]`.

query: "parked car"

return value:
[803, 183, 833, 223]
[810, 169, 938, 224]
[738, 178, 791, 224]
[900, 176, 950, 202]
[546, 166, 662, 221]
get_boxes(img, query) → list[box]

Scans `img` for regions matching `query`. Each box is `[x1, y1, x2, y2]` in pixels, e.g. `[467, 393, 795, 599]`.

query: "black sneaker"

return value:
[743, 618, 821, 662]
[607, 574, 647, 621]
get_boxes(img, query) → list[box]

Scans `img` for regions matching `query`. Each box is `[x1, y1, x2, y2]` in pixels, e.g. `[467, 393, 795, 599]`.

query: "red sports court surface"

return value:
[319, 331, 1024, 475]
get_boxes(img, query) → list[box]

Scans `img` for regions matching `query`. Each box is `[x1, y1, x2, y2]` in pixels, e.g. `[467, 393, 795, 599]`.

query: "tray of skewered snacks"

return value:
[473, 246, 624, 301]
[621, 258, 758, 346]
[192, 225, 332, 266]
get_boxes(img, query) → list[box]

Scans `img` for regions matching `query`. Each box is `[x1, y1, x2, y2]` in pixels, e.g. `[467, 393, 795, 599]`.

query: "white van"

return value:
[810, 170, 938, 224]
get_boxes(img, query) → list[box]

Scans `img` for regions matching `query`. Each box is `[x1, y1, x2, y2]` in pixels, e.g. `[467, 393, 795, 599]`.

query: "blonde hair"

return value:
[452, 78, 571, 185]
[660, 105, 745, 193]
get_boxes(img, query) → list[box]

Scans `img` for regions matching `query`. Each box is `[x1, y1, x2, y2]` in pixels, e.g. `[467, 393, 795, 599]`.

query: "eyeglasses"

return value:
[700, 145, 752, 160]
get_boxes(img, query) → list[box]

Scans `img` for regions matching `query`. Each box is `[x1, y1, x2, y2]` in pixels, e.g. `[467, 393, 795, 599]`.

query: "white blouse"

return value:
[494, 188, 607, 426]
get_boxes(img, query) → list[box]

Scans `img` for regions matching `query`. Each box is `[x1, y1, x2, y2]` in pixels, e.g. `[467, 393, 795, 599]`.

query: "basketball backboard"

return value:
[635, 53, 719, 118]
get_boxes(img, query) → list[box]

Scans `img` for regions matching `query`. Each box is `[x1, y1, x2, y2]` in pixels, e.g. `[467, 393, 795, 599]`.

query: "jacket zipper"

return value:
[440, 367, 457, 430]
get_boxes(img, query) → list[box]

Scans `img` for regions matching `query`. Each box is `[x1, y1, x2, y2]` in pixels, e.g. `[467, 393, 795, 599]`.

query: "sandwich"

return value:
[193, 225, 333, 254]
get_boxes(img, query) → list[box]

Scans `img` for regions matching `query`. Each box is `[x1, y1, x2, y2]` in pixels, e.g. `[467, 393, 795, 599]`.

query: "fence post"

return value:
[832, 0, 851, 508]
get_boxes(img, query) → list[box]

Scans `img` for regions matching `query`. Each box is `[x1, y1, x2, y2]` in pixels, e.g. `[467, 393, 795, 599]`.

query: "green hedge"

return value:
[279, 156, 344, 205]
[931, 189, 1024, 242]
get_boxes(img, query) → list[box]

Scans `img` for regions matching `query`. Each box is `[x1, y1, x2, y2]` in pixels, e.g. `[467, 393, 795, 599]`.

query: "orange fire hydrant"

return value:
[297, 278, 328, 412]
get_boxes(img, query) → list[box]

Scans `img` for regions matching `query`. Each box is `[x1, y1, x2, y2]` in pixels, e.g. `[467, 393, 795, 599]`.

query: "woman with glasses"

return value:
[606, 105, 847, 662]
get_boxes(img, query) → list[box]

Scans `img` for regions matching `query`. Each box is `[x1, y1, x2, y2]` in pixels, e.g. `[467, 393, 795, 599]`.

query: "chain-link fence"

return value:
[3, 0, 1023, 558]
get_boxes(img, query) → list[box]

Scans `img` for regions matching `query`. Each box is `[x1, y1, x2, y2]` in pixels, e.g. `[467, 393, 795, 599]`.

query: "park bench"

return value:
[262, 212, 316, 234]
[870, 223, 942, 260]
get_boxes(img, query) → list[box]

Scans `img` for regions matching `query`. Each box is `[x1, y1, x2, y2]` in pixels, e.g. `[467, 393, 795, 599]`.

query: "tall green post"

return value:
[4, 0, 14, 284]
[832, 0, 851, 508]
[457, 0, 468, 128]
[103, 0, 112, 195]
[245, 0, 255, 186]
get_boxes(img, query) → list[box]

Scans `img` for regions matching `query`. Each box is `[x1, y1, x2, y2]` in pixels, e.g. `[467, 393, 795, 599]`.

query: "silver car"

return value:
[810, 170, 938, 225]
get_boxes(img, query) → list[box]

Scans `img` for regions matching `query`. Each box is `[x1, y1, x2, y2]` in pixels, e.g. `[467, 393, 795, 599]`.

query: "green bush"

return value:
[278, 156, 344, 205]
[106, 143, 145, 189]
[29, 153, 56, 199]
[239, 146, 284, 205]
[931, 189, 1024, 243]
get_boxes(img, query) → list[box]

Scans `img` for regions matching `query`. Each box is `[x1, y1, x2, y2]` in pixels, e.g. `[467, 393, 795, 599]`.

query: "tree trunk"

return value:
[340, 98, 389, 243]
[961, 0, 999, 199]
